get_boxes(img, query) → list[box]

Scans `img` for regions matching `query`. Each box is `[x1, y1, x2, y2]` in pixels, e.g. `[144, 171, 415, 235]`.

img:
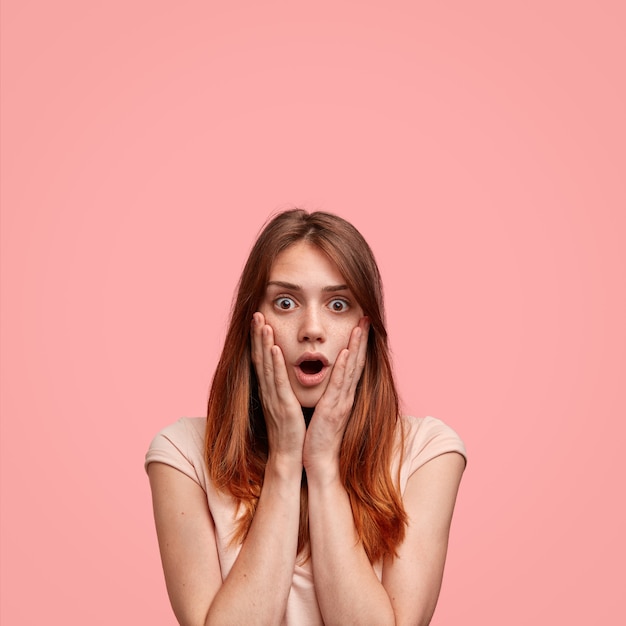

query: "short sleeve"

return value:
[398, 416, 467, 492]
[144, 417, 207, 490]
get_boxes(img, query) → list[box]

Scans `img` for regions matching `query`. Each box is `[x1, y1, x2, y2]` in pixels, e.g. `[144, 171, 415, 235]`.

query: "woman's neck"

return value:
[302, 406, 314, 428]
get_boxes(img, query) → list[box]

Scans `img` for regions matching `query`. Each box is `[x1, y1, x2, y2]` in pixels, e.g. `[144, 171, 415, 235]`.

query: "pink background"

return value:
[2, 1, 625, 624]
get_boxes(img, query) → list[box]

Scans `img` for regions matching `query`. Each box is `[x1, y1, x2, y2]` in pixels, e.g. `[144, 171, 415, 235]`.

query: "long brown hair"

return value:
[205, 209, 407, 562]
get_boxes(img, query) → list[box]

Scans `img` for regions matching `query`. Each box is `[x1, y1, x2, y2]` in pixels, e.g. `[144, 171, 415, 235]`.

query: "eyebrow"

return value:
[266, 280, 350, 293]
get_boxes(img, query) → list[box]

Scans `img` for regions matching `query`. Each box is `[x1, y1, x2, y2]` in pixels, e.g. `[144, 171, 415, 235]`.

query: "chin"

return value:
[295, 390, 323, 409]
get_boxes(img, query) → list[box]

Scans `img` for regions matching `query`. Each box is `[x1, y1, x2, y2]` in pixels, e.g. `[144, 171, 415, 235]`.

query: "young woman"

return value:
[146, 209, 466, 626]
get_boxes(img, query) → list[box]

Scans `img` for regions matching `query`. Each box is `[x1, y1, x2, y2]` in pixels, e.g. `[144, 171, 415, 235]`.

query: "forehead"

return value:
[268, 241, 346, 285]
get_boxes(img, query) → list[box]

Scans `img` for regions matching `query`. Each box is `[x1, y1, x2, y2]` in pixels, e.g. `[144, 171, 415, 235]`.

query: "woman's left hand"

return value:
[303, 316, 370, 477]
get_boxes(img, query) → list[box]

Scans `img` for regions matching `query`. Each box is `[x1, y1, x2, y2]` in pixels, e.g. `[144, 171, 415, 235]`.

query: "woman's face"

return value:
[259, 241, 365, 408]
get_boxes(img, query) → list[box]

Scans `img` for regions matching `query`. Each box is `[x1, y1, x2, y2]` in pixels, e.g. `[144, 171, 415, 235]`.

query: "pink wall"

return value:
[2, 1, 624, 623]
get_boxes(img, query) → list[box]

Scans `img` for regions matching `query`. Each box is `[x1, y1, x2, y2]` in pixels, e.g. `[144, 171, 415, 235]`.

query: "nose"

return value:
[298, 306, 325, 343]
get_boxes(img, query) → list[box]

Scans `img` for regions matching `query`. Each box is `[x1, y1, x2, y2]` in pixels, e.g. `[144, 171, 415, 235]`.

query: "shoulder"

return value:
[397, 415, 467, 490]
[144, 417, 207, 488]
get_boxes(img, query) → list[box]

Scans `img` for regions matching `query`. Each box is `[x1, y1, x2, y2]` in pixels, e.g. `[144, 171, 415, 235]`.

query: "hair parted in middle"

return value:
[205, 208, 407, 562]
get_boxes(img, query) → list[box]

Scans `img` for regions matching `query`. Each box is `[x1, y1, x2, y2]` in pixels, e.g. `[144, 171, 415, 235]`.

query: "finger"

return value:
[348, 317, 370, 395]
[329, 321, 367, 403]
[270, 344, 299, 405]
[311, 347, 352, 433]
[357, 317, 370, 364]
[251, 314, 275, 401]
[323, 346, 351, 399]
[250, 312, 265, 366]
[341, 325, 363, 388]
[260, 323, 277, 391]
[321, 323, 363, 398]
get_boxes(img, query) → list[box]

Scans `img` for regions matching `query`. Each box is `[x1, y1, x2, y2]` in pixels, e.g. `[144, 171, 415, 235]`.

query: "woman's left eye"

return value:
[329, 299, 349, 312]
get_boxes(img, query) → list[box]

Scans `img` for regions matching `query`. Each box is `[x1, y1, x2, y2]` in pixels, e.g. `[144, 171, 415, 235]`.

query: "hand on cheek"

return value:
[250, 312, 305, 460]
[303, 317, 370, 473]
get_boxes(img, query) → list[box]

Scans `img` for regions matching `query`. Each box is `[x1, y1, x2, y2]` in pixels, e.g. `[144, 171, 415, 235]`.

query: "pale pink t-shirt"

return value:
[145, 415, 466, 625]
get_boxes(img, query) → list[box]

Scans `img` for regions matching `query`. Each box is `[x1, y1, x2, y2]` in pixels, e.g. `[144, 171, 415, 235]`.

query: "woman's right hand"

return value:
[251, 312, 306, 463]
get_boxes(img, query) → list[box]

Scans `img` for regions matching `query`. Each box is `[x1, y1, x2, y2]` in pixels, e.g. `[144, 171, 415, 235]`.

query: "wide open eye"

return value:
[275, 297, 296, 311]
[329, 298, 349, 312]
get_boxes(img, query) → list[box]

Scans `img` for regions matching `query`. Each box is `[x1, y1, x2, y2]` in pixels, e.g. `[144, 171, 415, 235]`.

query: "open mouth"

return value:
[299, 360, 324, 375]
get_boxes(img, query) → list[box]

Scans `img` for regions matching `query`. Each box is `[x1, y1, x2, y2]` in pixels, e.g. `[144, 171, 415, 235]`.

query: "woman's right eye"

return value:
[275, 297, 296, 310]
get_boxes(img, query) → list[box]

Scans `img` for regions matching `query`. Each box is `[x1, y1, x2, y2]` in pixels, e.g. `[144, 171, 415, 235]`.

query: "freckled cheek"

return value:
[262, 315, 294, 352]
[335, 318, 360, 347]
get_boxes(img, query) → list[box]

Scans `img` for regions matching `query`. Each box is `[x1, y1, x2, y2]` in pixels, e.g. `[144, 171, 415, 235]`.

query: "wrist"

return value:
[303, 457, 341, 488]
[266, 452, 303, 483]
